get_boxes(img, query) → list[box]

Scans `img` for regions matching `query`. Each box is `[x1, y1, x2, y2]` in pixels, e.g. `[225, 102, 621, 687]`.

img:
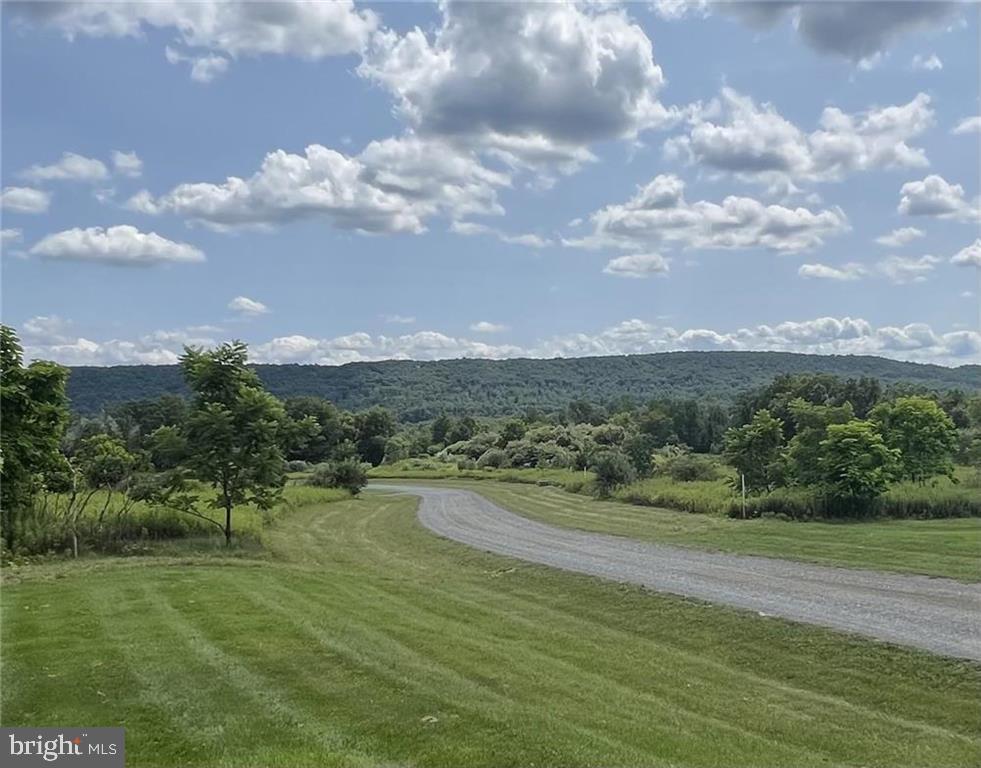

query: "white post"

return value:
[741, 473, 746, 520]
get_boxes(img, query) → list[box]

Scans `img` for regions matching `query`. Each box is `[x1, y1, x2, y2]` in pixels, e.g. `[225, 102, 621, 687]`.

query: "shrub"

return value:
[308, 460, 368, 495]
[286, 460, 310, 473]
[664, 453, 720, 482]
[591, 450, 636, 497]
[476, 448, 507, 468]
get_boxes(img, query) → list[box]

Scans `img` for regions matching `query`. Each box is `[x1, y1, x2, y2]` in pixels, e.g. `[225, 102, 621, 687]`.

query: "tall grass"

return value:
[4, 485, 350, 560]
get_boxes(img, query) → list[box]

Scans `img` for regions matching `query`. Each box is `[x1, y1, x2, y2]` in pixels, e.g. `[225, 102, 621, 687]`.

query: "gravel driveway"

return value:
[374, 484, 981, 661]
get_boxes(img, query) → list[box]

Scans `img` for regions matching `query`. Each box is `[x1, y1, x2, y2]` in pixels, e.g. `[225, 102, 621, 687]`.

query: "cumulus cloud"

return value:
[129, 136, 508, 233]
[20, 315, 980, 368]
[1, 186, 51, 214]
[951, 239, 981, 268]
[798, 262, 867, 281]
[228, 296, 269, 316]
[604, 252, 671, 278]
[111, 150, 143, 178]
[876, 254, 941, 284]
[898, 174, 979, 221]
[470, 321, 508, 334]
[952, 116, 981, 135]
[717, 1, 960, 63]
[572, 174, 848, 253]
[29, 225, 205, 266]
[21, 152, 109, 183]
[359, 2, 678, 174]
[911, 53, 943, 71]
[665, 89, 933, 190]
[875, 227, 924, 247]
[14, 1, 377, 75]
[1, 228, 23, 247]
[164, 46, 229, 83]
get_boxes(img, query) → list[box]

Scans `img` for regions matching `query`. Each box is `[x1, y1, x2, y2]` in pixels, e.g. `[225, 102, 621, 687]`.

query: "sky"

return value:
[2, 0, 980, 368]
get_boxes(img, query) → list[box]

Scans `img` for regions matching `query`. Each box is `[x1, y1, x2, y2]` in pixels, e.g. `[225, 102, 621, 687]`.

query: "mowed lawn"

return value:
[2, 491, 979, 767]
[413, 480, 981, 581]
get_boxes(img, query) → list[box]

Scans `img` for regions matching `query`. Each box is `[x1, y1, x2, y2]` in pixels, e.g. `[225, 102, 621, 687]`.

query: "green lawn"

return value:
[404, 480, 981, 581]
[3, 490, 979, 766]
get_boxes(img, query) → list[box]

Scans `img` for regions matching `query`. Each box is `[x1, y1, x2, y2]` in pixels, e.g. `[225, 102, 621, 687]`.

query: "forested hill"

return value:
[65, 351, 980, 419]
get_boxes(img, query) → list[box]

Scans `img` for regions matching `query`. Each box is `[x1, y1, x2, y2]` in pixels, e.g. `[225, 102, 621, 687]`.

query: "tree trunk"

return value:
[224, 499, 233, 547]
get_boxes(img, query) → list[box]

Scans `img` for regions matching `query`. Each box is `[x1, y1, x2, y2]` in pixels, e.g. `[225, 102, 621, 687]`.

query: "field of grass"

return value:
[369, 460, 591, 489]
[3, 490, 980, 767]
[400, 480, 981, 581]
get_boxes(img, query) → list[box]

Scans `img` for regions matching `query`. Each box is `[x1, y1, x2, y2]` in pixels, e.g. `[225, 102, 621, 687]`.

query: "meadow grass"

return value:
[3, 490, 979, 766]
[400, 480, 981, 581]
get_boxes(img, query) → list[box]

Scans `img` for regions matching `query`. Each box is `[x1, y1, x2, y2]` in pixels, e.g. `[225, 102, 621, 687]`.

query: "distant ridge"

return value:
[65, 351, 980, 419]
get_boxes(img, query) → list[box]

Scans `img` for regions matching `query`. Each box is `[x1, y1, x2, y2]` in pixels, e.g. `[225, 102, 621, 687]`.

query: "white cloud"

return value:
[21, 152, 109, 183]
[1, 186, 51, 214]
[875, 227, 924, 247]
[130, 136, 508, 233]
[470, 321, 508, 334]
[382, 314, 416, 325]
[20, 315, 980, 368]
[798, 262, 867, 281]
[16, 1, 377, 75]
[604, 252, 670, 278]
[228, 296, 269, 316]
[165, 46, 229, 83]
[573, 174, 848, 253]
[876, 254, 941, 284]
[718, 2, 960, 63]
[911, 53, 943, 71]
[1, 228, 23, 247]
[21, 315, 74, 345]
[359, 2, 678, 173]
[898, 174, 979, 221]
[665, 90, 933, 190]
[450, 221, 551, 248]
[111, 150, 143, 178]
[951, 239, 981, 268]
[952, 116, 981, 135]
[29, 225, 205, 266]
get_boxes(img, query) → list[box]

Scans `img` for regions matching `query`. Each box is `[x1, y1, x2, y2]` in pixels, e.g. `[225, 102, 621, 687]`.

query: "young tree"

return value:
[817, 420, 899, 515]
[591, 450, 636, 497]
[179, 342, 286, 545]
[0, 326, 70, 550]
[870, 396, 958, 483]
[722, 409, 785, 492]
[786, 398, 854, 486]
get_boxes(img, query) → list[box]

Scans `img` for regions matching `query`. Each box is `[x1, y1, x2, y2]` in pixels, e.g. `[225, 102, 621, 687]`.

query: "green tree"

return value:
[786, 398, 854, 486]
[355, 407, 396, 466]
[180, 342, 286, 545]
[0, 326, 70, 550]
[722, 409, 785, 492]
[871, 396, 958, 483]
[817, 420, 899, 514]
[591, 450, 636, 497]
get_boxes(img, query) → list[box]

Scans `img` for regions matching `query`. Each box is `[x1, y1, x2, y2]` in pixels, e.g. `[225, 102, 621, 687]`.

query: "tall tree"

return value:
[817, 421, 899, 514]
[180, 342, 286, 545]
[0, 326, 70, 550]
[870, 396, 958, 483]
[722, 409, 785, 492]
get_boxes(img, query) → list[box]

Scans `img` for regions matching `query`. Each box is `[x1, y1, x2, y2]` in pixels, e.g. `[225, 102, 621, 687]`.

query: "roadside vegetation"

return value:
[4, 322, 978, 562]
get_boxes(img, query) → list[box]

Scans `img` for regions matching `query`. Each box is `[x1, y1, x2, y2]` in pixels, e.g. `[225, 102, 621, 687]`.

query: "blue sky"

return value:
[2, 1, 979, 367]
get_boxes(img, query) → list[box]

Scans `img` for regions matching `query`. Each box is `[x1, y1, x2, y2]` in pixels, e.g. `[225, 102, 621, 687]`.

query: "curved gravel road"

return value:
[374, 484, 981, 661]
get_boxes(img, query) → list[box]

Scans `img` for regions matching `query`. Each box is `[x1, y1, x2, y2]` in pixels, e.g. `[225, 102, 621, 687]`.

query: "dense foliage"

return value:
[65, 352, 980, 418]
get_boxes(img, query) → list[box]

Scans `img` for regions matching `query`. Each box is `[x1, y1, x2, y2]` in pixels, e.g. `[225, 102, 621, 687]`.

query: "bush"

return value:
[476, 448, 507, 468]
[663, 453, 720, 482]
[308, 460, 369, 495]
[286, 460, 310, 473]
[591, 450, 636, 497]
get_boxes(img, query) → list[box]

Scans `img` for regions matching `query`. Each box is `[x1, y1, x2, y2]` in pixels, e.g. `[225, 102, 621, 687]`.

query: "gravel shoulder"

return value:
[374, 484, 981, 661]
